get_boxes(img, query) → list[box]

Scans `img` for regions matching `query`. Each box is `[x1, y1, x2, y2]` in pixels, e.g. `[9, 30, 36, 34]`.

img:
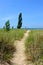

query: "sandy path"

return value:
[11, 30, 30, 65]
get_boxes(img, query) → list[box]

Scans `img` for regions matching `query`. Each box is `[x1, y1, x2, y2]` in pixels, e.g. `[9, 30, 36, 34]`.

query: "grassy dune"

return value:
[25, 30, 43, 65]
[0, 29, 26, 41]
[0, 29, 26, 65]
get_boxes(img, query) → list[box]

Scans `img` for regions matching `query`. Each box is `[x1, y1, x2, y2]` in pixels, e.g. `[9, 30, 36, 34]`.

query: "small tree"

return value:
[5, 20, 10, 31]
[17, 13, 22, 29]
[3, 26, 6, 30]
[12, 26, 14, 29]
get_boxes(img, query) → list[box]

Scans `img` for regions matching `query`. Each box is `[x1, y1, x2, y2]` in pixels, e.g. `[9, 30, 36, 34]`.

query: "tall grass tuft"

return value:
[25, 30, 43, 65]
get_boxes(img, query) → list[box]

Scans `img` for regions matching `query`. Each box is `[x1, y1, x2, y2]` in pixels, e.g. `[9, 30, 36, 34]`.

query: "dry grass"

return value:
[25, 30, 43, 65]
[0, 29, 26, 65]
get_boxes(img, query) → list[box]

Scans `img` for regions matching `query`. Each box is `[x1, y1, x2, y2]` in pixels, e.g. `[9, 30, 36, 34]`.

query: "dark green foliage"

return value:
[17, 13, 22, 29]
[5, 20, 10, 31]
[12, 26, 14, 29]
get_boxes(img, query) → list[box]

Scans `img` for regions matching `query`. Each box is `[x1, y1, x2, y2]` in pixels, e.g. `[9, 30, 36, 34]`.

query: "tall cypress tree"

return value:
[17, 13, 22, 29]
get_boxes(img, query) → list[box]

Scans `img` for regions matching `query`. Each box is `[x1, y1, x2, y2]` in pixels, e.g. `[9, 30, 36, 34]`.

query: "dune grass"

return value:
[25, 30, 43, 65]
[0, 29, 26, 65]
[0, 29, 26, 41]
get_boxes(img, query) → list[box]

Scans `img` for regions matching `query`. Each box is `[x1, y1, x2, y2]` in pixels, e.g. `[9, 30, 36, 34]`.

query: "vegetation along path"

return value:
[11, 30, 30, 65]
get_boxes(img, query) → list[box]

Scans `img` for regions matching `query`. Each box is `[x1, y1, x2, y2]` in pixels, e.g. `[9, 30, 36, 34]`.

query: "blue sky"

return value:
[0, 0, 43, 28]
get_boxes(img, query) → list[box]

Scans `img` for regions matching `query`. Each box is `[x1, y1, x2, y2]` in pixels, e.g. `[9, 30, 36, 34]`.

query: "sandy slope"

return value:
[11, 30, 30, 65]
